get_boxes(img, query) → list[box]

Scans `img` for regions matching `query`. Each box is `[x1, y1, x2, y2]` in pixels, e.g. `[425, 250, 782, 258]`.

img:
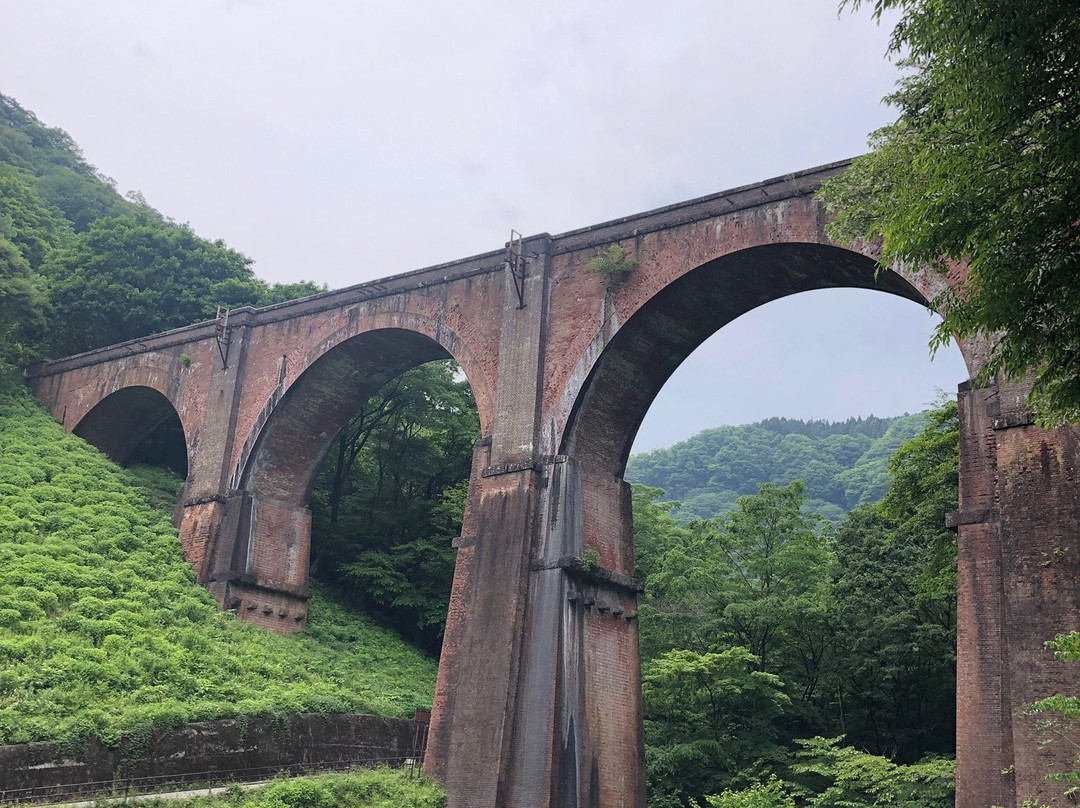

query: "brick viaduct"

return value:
[27, 161, 1080, 808]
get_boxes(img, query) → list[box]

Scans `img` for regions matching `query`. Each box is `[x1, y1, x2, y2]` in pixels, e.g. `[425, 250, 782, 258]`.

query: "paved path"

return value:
[38, 780, 267, 807]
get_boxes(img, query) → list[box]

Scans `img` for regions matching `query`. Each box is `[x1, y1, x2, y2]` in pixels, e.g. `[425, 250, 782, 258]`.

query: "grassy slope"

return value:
[0, 375, 437, 748]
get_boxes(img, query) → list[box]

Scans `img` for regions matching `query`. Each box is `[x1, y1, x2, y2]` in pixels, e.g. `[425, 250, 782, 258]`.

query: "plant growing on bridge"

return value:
[587, 243, 637, 283]
[576, 548, 601, 573]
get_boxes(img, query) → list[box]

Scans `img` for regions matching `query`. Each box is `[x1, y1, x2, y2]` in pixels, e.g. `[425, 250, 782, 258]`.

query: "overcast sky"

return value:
[1, 0, 968, 451]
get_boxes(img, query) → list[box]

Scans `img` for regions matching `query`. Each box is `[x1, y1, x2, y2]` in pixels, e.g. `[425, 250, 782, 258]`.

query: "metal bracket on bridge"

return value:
[505, 229, 538, 309]
[215, 305, 231, 369]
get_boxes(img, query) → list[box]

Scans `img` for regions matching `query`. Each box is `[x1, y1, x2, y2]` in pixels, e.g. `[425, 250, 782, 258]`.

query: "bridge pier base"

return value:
[427, 451, 646, 808]
[180, 492, 311, 633]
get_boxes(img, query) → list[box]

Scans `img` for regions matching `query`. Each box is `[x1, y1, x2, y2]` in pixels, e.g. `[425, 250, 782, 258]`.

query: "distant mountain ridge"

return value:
[626, 413, 926, 522]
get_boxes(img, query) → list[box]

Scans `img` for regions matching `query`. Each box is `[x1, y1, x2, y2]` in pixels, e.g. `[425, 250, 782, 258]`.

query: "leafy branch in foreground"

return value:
[820, 0, 1080, 425]
[1027, 632, 1080, 783]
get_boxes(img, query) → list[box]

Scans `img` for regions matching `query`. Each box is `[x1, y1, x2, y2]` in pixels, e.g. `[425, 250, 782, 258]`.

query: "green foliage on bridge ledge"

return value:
[587, 243, 637, 282]
[0, 374, 437, 750]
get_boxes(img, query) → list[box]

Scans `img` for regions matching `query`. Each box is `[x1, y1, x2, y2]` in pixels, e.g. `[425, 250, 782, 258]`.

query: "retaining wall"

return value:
[0, 713, 416, 803]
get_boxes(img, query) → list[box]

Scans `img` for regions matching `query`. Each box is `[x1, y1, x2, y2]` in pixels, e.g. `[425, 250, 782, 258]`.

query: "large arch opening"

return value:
[224, 327, 481, 647]
[556, 242, 967, 805]
[560, 242, 957, 475]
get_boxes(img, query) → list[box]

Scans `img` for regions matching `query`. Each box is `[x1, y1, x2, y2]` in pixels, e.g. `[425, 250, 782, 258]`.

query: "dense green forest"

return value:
[633, 403, 958, 807]
[0, 93, 324, 368]
[0, 93, 964, 807]
[627, 414, 926, 524]
[308, 360, 479, 655]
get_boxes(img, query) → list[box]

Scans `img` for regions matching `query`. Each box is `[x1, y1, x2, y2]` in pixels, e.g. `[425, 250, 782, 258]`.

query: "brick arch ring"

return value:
[228, 310, 495, 500]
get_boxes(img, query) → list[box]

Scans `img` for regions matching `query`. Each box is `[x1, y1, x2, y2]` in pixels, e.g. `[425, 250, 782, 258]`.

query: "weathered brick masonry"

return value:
[28, 160, 1080, 807]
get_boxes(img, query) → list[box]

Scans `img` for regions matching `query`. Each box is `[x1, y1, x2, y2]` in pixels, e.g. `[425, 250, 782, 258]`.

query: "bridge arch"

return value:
[240, 326, 481, 502]
[557, 242, 969, 476]
[73, 385, 190, 475]
[210, 324, 486, 632]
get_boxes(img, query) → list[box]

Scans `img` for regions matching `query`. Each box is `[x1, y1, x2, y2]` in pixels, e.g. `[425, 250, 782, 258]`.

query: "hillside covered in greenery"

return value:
[0, 93, 323, 369]
[627, 413, 926, 523]
[135, 769, 446, 808]
[0, 374, 437, 749]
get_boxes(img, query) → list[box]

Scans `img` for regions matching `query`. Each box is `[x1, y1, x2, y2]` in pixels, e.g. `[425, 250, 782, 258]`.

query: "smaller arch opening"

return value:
[73, 386, 189, 517]
[231, 328, 482, 649]
[74, 386, 189, 478]
[307, 359, 480, 654]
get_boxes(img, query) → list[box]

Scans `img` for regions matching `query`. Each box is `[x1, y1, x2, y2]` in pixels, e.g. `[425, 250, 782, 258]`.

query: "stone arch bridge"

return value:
[27, 161, 1080, 808]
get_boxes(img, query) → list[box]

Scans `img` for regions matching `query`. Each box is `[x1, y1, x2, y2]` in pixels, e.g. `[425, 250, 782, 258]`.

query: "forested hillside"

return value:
[633, 403, 959, 807]
[0, 92, 473, 656]
[0, 93, 323, 368]
[627, 413, 926, 522]
[0, 373, 437, 748]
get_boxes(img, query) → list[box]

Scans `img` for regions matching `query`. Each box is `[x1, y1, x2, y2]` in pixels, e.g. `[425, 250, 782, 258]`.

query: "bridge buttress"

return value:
[428, 230, 648, 808]
[170, 311, 309, 632]
[954, 378, 1080, 808]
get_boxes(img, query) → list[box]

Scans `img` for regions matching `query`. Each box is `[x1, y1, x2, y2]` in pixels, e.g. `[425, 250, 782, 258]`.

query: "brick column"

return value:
[426, 236, 555, 805]
[177, 309, 253, 583]
[500, 457, 645, 808]
[953, 381, 1015, 808]
[954, 379, 1080, 808]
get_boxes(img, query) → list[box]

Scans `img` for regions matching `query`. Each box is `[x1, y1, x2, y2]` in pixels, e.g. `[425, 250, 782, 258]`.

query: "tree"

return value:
[631, 408, 961, 801]
[0, 238, 49, 368]
[828, 506, 955, 761]
[42, 213, 257, 355]
[791, 736, 954, 808]
[655, 482, 834, 684]
[643, 647, 790, 807]
[820, 0, 1080, 424]
[308, 361, 480, 653]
